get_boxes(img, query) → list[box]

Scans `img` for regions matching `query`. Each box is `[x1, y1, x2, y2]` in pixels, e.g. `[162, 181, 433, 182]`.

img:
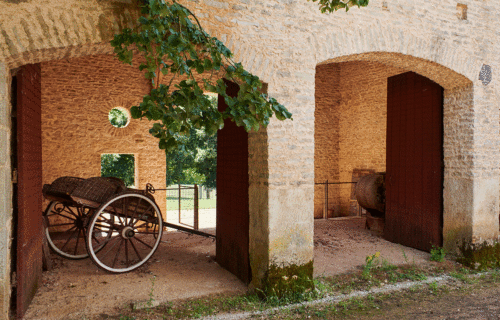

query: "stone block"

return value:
[0, 168, 11, 227]
[0, 130, 8, 167]
[443, 177, 473, 251]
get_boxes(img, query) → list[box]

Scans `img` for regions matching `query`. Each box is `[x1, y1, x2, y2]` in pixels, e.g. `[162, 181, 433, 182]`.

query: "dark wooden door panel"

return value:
[385, 71, 443, 252]
[216, 80, 251, 284]
[16, 63, 43, 319]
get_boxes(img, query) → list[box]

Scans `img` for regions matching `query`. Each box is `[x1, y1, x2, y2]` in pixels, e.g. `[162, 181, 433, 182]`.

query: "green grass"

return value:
[165, 197, 216, 211]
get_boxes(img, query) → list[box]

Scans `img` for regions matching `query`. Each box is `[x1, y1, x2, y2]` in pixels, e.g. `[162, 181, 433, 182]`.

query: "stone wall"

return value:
[1, 0, 500, 315]
[314, 61, 405, 218]
[41, 54, 167, 214]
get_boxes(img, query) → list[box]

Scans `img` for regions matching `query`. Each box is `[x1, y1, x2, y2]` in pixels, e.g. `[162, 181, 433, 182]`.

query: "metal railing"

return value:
[315, 180, 365, 219]
[166, 184, 199, 229]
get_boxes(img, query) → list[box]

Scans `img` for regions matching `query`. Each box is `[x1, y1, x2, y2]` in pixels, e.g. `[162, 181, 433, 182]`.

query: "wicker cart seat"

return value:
[42, 176, 85, 203]
[43, 176, 127, 208]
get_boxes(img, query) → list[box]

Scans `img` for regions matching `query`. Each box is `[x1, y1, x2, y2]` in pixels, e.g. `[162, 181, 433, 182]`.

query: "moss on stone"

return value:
[260, 261, 314, 298]
[458, 240, 500, 270]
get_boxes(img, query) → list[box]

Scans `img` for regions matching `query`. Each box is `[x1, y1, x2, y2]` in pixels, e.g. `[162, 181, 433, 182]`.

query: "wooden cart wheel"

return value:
[43, 201, 91, 259]
[85, 193, 163, 273]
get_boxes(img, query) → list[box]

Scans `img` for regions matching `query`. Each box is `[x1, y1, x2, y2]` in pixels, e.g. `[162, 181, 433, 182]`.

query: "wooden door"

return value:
[16, 63, 43, 318]
[216, 80, 251, 284]
[385, 71, 443, 252]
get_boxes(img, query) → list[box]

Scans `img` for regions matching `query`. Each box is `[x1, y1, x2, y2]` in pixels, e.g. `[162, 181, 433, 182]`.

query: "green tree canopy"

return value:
[101, 154, 135, 187]
[111, 0, 292, 153]
[166, 94, 217, 188]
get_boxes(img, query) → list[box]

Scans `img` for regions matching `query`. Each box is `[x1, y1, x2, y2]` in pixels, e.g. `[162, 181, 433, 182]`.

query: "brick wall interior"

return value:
[41, 54, 168, 214]
[314, 61, 406, 218]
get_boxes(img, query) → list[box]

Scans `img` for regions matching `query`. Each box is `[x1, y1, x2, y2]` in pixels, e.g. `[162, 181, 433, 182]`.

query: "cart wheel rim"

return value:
[44, 201, 90, 260]
[86, 193, 163, 273]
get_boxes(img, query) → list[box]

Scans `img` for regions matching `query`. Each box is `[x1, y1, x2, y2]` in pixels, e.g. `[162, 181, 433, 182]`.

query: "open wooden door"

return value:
[16, 63, 43, 318]
[385, 71, 443, 252]
[216, 80, 251, 284]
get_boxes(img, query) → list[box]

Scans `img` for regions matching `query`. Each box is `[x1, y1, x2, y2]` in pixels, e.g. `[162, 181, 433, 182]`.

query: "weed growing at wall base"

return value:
[362, 252, 380, 279]
[259, 262, 316, 305]
[430, 245, 446, 262]
[457, 240, 500, 270]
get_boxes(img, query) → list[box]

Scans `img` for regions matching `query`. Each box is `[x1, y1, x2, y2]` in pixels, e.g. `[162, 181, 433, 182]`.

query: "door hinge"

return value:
[12, 168, 18, 184]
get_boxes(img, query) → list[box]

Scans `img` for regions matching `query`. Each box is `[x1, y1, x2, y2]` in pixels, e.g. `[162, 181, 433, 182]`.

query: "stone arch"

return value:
[312, 23, 483, 87]
[313, 50, 493, 251]
[318, 51, 472, 91]
[1, 0, 141, 69]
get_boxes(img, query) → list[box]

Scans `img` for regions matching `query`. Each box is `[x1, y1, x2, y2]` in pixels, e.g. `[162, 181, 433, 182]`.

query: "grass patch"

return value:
[105, 259, 491, 320]
[165, 198, 216, 210]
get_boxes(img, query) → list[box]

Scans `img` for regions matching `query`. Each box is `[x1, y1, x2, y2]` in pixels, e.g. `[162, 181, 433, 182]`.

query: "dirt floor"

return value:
[313, 217, 430, 277]
[23, 217, 433, 319]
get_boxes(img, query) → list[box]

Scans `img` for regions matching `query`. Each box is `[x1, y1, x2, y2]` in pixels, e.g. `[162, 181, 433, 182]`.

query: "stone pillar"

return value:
[249, 71, 315, 294]
[0, 61, 12, 318]
[443, 82, 500, 251]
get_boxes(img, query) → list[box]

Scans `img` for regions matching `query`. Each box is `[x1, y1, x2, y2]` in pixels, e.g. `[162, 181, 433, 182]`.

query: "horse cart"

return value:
[42, 176, 213, 273]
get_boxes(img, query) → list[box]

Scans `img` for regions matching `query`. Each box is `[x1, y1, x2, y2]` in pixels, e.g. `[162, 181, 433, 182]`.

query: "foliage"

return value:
[430, 245, 446, 262]
[457, 240, 500, 270]
[260, 261, 315, 304]
[166, 94, 217, 187]
[101, 154, 135, 187]
[111, 0, 292, 152]
[309, 0, 369, 13]
[362, 251, 380, 278]
[108, 108, 129, 128]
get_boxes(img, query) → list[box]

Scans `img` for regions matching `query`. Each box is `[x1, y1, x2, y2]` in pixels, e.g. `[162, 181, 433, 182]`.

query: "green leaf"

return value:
[112, 0, 293, 156]
[130, 106, 142, 119]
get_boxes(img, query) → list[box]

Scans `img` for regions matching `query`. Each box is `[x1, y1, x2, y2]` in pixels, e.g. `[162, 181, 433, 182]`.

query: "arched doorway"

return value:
[314, 52, 476, 254]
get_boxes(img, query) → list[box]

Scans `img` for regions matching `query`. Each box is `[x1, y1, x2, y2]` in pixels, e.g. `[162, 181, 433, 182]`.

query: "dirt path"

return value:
[23, 230, 246, 320]
[314, 218, 431, 277]
[372, 283, 500, 320]
[23, 217, 436, 319]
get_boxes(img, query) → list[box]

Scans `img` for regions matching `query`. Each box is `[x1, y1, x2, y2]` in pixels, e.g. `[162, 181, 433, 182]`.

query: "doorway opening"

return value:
[313, 58, 450, 276]
[100, 153, 136, 187]
[165, 93, 218, 232]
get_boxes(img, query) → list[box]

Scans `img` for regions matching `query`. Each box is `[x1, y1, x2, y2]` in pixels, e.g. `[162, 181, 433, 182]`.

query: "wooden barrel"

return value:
[355, 173, 385, 215]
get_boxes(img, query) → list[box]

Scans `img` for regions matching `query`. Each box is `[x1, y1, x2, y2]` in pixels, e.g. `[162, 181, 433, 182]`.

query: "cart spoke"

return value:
[129, 238, 142, 261]
[94, 221, 119, 230]
[125, 240, 129, 267]
[60, 227, 78, 251]
[73, 229, 82, 255]
[111, 205, 126, 226]
[122, 197, 129, 222]
[128, 198, 142, 226]
[132, 236, 153, 249]
[63, 225, 77, 232]
[131, 205, 154, 227]
[64, 206, 80, 219]
[112, 239, 124, 268]
[97, 215, 120, 227]
[97, 235, 121, 258]
[92, 232, 102, 245]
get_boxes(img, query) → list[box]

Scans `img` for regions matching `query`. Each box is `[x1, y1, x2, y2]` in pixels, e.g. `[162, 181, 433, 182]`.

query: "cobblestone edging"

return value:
[202, 272, 491, 320]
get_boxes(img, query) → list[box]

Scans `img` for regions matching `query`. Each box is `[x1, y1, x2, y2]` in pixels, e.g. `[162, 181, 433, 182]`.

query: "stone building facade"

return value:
[41, 54, 167, 214]
[1, 0, 499, 317]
